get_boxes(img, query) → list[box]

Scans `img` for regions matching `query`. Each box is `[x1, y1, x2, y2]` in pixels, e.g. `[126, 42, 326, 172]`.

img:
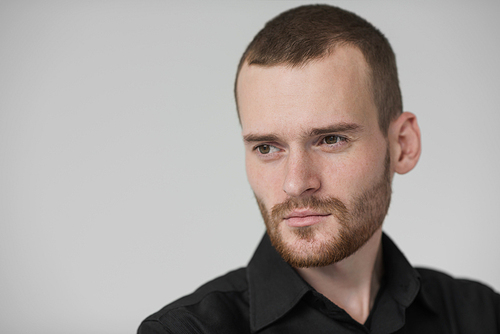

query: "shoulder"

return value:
[138, 268, 251, 334]
[416, 267, 499, 330]
[417, 267, 499, 301]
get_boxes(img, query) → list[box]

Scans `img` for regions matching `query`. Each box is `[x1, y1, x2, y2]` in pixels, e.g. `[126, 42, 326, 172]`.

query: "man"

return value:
[138, 4, 499, 333]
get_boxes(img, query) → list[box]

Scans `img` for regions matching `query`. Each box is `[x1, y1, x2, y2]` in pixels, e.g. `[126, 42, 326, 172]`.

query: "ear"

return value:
[388, 112, 421, 175]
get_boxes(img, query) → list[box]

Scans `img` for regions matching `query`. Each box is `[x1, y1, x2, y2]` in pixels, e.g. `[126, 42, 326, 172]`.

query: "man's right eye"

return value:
[256, 144, 278, 154]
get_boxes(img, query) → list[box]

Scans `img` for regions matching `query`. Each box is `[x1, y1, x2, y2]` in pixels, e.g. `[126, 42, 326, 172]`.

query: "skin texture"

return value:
[237, 45, 421, 323]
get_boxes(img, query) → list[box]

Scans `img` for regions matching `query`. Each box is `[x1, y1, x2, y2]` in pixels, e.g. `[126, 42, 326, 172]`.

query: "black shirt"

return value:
[138, 233, 500, 333]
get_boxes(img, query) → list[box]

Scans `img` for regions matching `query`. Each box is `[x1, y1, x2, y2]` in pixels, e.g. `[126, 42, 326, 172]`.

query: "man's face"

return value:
[237, 46, 393, 268]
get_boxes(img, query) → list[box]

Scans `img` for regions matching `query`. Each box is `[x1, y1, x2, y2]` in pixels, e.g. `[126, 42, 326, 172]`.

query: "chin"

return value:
[269, 223, 349, 268]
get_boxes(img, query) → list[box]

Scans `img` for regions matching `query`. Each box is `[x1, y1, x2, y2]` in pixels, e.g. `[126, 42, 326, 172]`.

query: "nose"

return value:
[282, 150, 321, 197]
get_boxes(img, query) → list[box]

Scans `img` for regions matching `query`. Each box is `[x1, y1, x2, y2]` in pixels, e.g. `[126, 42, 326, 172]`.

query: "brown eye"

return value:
[324, 135, 340, 145]
[258, 145, 271, 154]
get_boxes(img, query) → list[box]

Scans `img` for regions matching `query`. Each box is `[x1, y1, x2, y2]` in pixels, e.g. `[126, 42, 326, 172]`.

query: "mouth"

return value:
[283, 209, 331, 228]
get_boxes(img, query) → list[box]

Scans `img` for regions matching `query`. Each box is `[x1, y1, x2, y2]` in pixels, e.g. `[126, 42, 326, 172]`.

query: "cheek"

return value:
[321, 146, 387, 200]
[343, 147, 388, 195]
[245, 157, 259, 192]
[245, 155, 284, 203]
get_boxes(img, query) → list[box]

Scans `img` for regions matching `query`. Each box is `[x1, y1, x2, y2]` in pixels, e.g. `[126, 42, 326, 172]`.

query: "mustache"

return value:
[270, 196, 350, 223]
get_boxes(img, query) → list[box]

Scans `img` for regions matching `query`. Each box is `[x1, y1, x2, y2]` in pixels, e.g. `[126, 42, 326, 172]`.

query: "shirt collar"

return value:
[247, 234, 311, 332]
[246, 232, 435, 332]
[382, 233, 420, 307]
[380, 234, 437, 314]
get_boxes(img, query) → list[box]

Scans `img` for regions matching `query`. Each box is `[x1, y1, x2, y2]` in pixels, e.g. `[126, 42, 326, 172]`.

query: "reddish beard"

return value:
[256, 150, 392, 268]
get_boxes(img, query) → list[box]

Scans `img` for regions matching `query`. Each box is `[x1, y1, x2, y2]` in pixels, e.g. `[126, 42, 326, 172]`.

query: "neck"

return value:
[295, 228, 384, 324]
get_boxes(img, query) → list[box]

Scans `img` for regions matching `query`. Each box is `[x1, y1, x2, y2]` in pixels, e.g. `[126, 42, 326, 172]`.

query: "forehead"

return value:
[237, 46, 377, 137]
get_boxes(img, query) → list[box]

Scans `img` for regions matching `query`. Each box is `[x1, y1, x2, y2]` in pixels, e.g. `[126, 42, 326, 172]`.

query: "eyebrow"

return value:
[243, 122, 362, 144]
[243, 134, 280, 143]
[306, 123, 363, 138]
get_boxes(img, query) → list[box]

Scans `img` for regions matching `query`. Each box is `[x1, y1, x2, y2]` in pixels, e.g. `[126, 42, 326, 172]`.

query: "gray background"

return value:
[1, 1, 499, 333]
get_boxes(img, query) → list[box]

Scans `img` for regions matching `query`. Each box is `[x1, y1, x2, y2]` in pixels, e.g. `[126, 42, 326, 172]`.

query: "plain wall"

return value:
[1, 1, 499, 333]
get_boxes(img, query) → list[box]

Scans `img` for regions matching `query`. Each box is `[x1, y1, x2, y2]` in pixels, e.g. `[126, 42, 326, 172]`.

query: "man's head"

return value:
[236, 5, 421, 268]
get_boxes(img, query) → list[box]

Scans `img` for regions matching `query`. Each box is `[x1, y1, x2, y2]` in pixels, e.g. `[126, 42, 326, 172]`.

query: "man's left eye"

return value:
[322, 135, 344, 145]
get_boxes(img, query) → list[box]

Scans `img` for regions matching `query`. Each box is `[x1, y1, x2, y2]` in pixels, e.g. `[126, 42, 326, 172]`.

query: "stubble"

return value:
[256, 150, 392, 268]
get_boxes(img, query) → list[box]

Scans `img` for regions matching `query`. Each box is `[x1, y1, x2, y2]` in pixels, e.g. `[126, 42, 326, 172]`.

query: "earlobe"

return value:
[389, 112, 421, 175]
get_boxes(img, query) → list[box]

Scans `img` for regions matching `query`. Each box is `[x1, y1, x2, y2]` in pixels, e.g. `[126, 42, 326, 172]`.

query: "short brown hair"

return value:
[235, 4, 402, 135]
